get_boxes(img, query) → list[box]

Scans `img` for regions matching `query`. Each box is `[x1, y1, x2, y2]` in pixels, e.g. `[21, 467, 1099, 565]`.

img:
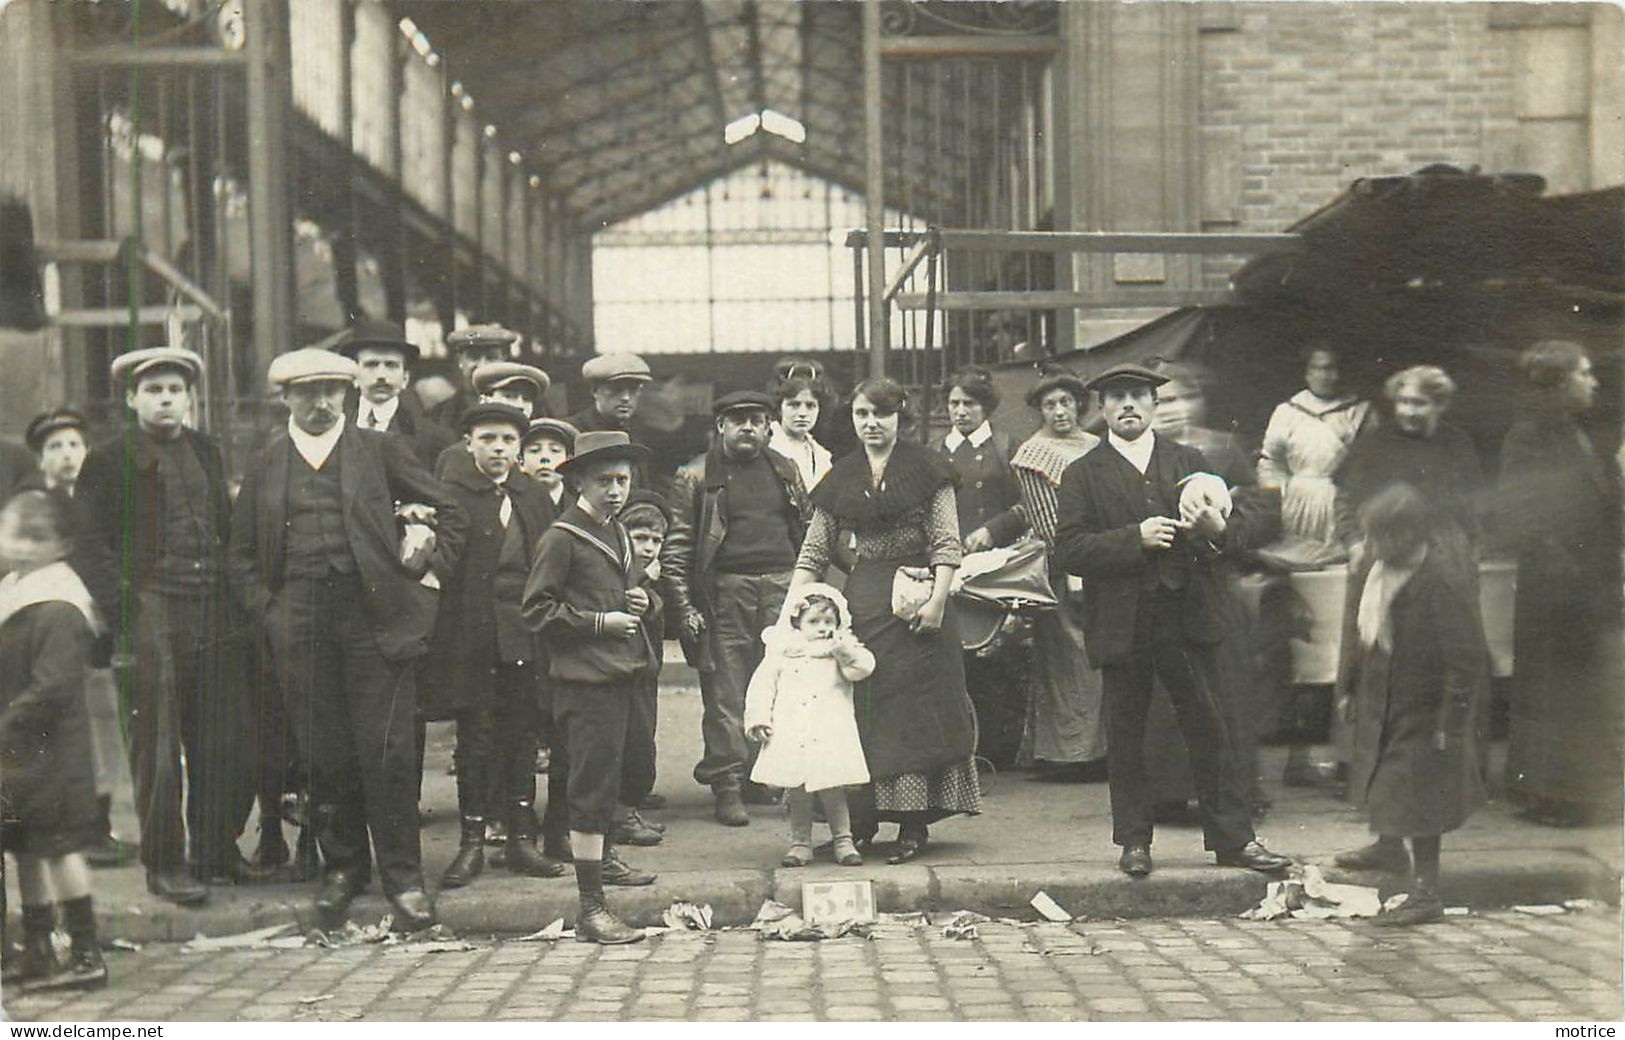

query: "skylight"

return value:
[723, 109, 806, 146]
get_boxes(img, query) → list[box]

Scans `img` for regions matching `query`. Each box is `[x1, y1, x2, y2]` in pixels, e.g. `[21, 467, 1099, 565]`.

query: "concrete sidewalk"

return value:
[27, 670, 1622, 942]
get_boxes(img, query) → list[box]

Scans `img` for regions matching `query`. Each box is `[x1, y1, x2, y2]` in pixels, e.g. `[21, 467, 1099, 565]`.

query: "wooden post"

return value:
[243, 0, 295, 372]
[862, 0, 887, 378]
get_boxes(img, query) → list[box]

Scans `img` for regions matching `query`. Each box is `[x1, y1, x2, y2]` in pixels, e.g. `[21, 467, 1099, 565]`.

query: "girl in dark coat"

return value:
[0, 492, 108, 989]
[1336, 484, 1489, 926]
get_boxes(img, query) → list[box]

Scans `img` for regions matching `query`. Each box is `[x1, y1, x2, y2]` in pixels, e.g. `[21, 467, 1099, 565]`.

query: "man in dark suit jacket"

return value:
[1055, 364, 1290, 879]
[229, 348, 467, 930]
[337, 319, 458, 469]
[76, 347, 258, 905]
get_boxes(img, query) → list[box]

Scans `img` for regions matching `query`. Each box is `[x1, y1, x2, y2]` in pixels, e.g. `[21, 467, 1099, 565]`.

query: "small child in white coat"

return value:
[744, 584, 874, 867]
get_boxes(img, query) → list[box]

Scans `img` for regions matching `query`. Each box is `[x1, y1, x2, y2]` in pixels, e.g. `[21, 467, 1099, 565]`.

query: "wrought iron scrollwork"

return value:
[881, 1, 1059, 37]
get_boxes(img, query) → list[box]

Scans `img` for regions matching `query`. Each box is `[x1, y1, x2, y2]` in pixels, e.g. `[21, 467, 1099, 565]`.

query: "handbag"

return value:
[890, 565, 935, 621]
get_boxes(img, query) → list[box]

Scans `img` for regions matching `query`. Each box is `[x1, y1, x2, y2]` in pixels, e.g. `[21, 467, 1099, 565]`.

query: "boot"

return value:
[611, 807, 663, 846]
[601, 844, 657, 886]
[1375, 880, 1444, 927]
[38, 897, 107, 992]
[83, 796, 140, 869]
[542, 829, 573, 864]
[713, 786, 749, 827]
[573, 860, 643, 945]
[439, 815, 486, 889]
[252, 812, 290, 870]
[3, 905, 58, 990]
[1334, 838, 1411, 874]
[505, 801, 568, 878]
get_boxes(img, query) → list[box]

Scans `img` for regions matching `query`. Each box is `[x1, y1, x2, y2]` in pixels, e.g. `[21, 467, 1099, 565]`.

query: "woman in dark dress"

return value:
[934, 366, 1030, 768]
[791, 378, 980, 864]
[1336, 484, 1489, 926]
[1499, 341, 1623, 826]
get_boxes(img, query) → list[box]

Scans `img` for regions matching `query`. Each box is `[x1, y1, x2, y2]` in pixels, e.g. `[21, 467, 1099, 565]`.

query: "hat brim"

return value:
[26, 417, 86, 452]
[1085, 374, 1167, 393]
[338, 339, 420, 362]
[1025, 376, 1089, 407]
[556, 442, 652, 474]
[522, 424, 576, 448]
[114, 358, 200, 386]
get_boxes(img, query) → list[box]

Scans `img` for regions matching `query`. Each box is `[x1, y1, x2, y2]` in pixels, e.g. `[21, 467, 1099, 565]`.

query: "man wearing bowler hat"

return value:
[429, 324, 519, 429]
[75, 347, 257, 904]
[338, 319, 457, 469]
[228, 348, 467, 929]
[1054, 363, 1291, 879]
[664, 390, 810, 826]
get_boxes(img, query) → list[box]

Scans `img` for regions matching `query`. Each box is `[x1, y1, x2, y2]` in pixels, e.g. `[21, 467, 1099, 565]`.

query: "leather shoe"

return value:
[601, 848, 657, 887]
[192, 851, 283, 886]
[389, 889, 438, 931]
[1334, 840, 1411, 874]
[1118, 846, 1153, 878]
[1215, 840, 1292, 872]
[611, 810, 663, 846]
[83, 833, 141, 869]
[147, 869, 208, 906]
[314, 869, 367, 920]
[713, 788, 749, 827]
[1373, 891, 1443, 927]
[576, 897, 644, 945]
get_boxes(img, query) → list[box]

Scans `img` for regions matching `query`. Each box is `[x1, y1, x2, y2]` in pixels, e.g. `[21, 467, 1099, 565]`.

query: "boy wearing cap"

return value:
[24, 409, 89, 496]
[665, 390, 810, 826]
[75, 348, 257, 905]
[522, 430, 659, 945]
[1054, 364, 1290, 879]
[612, 491, 672, 847]
[339, 319, 457, 469]
[429, 324, 519, 429]
[424, 403, 568, 888]
[433, 361, 552, 478]
[229, 348, 467, 930]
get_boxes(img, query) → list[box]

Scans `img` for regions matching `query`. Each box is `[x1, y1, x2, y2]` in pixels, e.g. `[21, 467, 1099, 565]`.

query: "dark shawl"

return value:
[811, 437, 957, 531]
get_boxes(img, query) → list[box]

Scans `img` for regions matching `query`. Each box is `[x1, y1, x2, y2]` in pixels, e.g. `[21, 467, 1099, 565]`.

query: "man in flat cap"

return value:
[566, 353, 652, 438]
[664, 390, 810, 826]
[422, 402, 568, 889]
[428, 324, 519, 430]
[1054, 364, 1291, 879]
[229, 348, 467, 929]
[472, 362, 550, 419]
[338, 319, 457, 469]
[75, 347, 257, 904]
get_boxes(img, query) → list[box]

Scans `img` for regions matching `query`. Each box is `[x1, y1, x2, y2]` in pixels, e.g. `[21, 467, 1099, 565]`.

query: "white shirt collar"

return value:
[288, 416, 345, 469]
[361, 394, 401, 429]
[944, 421, 994, 453]
[1108, 428, 1156, 475]
[548, 484, 565, 508]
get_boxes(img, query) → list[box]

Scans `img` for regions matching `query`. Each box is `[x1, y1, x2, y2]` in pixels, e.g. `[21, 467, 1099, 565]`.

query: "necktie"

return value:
[498, 487, 513, 528]
[365, 409, 381, 430]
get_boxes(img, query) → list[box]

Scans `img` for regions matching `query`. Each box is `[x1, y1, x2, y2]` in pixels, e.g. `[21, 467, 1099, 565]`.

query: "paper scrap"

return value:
[1563, 899, 1607, 912]
[662, 902, 714, 931]
[516, 918, 569, 942]
[181, 922, 299, 952]
[1443, 906, 1470, 916]
[298, 994, 335, 1005]
[1513, 904, 1567, 916]
[1030, 890, 1073, 923]
[1241, 865, 1384, 921]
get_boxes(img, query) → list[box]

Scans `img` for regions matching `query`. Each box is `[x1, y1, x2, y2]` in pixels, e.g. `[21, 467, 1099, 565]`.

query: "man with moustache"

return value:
[429, 325, 519, 430]
[339, 319, 457, 469]
[664, 391, 810, 826]
[1054, 364, 1291, 879]
[229, 348, 466, 929]
[75, 348, 258, 904]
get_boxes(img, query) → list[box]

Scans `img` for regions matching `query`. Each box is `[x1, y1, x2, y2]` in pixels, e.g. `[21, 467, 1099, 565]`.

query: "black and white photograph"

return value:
[0, 0, 1621, 1026]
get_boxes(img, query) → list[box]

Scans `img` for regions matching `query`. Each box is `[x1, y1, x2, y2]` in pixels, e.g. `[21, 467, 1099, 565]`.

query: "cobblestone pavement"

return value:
[6, 907, 1619, 1022]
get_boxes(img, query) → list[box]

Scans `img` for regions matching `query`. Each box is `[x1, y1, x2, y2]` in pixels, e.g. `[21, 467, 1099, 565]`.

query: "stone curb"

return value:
[91, 847, 1618, 943]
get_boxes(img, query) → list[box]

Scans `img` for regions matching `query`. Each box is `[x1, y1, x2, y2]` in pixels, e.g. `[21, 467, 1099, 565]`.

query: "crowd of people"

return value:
[0, 321, 1618, 985]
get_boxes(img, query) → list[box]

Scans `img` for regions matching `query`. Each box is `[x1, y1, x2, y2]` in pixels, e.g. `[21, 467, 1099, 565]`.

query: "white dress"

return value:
[1258, 389, 1371, 545]
[743, 591, 874, 792]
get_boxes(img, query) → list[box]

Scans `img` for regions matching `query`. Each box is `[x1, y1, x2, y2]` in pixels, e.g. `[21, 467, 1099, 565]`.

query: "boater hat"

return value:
[1083, 362, 1168, 393]
[556, 430, 651, 475]
[459, 402, 529, 437]
[110, 346, 203, 388]
[336, 318, 419, 364]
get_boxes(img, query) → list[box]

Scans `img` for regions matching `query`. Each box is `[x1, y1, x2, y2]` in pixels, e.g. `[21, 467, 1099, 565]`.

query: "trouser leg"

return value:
[452, 707, 494, 817]
[1147, 595, 1255, 853]
[1102, 648, 1157, 850]
[693, 572, 790, 791]
[122, 594, 187, 873]
[618, 675, 657, 808]
[174, 596, 255, 869]
[340, 616, 423, 896]
[493, 665, 539, 807]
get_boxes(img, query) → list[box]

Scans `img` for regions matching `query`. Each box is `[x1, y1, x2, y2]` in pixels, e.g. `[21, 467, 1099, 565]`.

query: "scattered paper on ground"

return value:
[1030, 891, 1073, 923]
[749, 897, 867, 941]
[298, 994, 335, 1005]
[181, 923, 299, 952]
[516, 918, 569, 942]
[1443, 906, 1470, 916]
[1564, 899, 1608, 911]
[1513, 903, 1567, 916]
[1241, 864, 1383, 920]
[942, 910, 988, 940]
[662, 902, 713, 931]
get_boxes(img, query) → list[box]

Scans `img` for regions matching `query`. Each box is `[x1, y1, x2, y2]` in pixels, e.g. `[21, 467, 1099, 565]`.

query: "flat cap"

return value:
[557, 430, 651, 475]
[25, 408, 88, 453]
[110, 346, 203, 387]
[459, 402, 530, 436]
[472, 361, 550, 397]
[1083, 362, 1168, 393]
[267, 348, 359, 388]
[580, 352, 652, 385]
[446, 324, 519, 353]
[712, 389, 776, 418]
[336, 318, 419, 363]
[522, 417, 579, 451]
